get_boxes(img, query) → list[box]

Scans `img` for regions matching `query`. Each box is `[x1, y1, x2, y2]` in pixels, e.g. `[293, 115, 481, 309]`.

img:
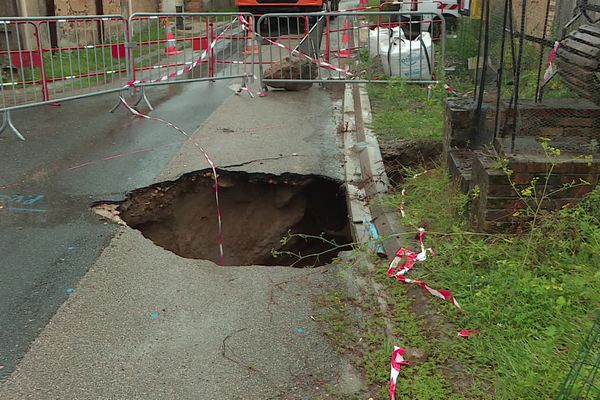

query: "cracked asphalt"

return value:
[0, 79, 361, 398]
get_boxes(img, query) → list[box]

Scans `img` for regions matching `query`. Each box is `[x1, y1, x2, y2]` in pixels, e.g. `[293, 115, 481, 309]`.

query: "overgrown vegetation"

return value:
[316, 58, 598, 398]
[383, 164, 599, 399]
[316, 158, 599, 398]
[368, 79, 445, 141]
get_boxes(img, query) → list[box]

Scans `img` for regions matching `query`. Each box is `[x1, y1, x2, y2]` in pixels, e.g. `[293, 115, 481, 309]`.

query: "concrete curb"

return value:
[342, 83, 406, 258]
[347, 83, 453, 358]
[341, 82, 406, 340]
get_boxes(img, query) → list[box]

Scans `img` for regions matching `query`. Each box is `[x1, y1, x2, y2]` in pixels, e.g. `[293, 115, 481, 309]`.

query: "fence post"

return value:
[209, 17, 215, 79]
[33, 25, 49, 102]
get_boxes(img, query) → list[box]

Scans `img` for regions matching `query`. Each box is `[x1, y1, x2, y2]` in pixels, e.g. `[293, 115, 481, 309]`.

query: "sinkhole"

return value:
[99, 169, 353, 267]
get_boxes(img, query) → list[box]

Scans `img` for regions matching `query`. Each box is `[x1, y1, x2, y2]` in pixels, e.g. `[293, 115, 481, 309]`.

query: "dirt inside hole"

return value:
[97, 169, 353, 267]
[379, 138, 443, 186]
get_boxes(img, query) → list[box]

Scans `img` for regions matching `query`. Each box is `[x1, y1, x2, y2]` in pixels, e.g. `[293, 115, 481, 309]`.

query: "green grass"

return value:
[380, 165, 600, 399]
[368, 79, 445, 141]
[322, 62, 598, 398]
[12, 21, 209, 90]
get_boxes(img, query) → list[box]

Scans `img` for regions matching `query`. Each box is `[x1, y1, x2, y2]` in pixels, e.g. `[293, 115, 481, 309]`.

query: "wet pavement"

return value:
[0, 79, 359, 398]
[0, 82, 233, 381]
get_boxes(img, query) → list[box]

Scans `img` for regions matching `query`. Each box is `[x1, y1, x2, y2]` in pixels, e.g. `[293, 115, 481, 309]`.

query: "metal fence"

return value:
[127, 12, 254, 88]
[256, 11, 446, 90]
[556, 313, 600, 399]
[0, 15, 128, 139]
[0, 9, 449, 140]
[457, 0, 600, 155]
[0, 12, 255, 140]
[0, 15, 129, 109]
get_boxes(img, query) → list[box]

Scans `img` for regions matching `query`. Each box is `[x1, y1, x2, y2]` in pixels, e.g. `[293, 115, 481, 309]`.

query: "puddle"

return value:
[95, 169, 353, 267]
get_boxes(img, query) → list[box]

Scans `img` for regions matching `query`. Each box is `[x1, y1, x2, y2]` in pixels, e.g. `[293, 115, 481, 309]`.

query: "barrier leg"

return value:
[0, 110, 25, 141]
[109, 88, 128, 113]
[109, 97, 123, 113]
[110, 87, 152, 114]
[259, 85, 268, 97]
[235, 75, 255, 98]
[136, 86, 153, 111]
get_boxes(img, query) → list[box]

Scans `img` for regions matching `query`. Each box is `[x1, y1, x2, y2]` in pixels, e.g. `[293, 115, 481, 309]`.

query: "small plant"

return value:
[270, 231, 357, 267]
[497, 137, 592, 262]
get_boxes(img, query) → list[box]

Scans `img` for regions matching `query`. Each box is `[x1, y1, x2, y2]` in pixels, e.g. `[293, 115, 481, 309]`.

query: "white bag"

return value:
[368, 27, 404, 57]
[379, 32, 434, 80]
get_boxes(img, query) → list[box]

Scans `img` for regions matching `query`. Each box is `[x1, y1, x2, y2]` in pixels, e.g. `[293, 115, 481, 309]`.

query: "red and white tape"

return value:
[388, 228, 461, 310]
[118, 96, 225, 265]
[412, 168, 432, 179]
[238, 15, 353, 77]
[542, 41, 559, 86]
[127, 19, 239, 87]
[457, 329, 479, 338]
[400, 188, 406, 218]
[394, 275, 462, 309]
[389, 346, 409, 400]
[387, 228, 433, 276]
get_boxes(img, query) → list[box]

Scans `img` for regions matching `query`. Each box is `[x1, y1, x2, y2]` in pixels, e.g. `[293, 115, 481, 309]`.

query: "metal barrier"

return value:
[126, 13, 255, 92]
[0, 15, 128, 139]
[0, 12, 257, 140]
[0, 10, 445, 140]
[256, 11, 445, 89]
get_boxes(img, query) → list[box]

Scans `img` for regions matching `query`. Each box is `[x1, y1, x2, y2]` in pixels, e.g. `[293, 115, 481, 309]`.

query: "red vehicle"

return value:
[236, 0, 339, 15]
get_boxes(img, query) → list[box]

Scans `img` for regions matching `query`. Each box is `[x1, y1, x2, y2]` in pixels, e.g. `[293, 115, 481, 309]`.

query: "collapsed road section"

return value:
[95, 169, 353, 267]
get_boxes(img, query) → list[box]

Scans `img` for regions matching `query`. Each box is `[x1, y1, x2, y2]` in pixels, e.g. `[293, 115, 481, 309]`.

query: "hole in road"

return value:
[98, 169, 353, 267]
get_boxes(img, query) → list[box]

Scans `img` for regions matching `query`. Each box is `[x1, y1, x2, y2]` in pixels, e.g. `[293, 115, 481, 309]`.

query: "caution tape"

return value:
[399, 188, 406, 217]
[388, 228, 461, 310]
[389, 346, 409, 400]
[238, 15, 353, 78]
[127, 18, 240, 87]
[387, 228, 433, 276]
[412, 168, 432, 179]
[118, 96, 225, 266]
[457, 329, 479, 338]
[542, 41, 560, 86]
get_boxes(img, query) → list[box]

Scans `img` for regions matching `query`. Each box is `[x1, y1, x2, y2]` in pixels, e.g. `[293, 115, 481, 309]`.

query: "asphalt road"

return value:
[0, 82, 233, 381]
[0, 77, 361, 399]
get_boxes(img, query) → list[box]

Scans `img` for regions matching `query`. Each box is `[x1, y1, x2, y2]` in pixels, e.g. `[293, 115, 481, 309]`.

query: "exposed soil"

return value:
[379, 138, 443, 185]
[96, 169, 353, 267]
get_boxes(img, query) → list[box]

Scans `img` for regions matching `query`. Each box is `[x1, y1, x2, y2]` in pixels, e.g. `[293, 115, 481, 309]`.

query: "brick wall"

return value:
[444, 98, 499, 151]
[504, 99, 600, 141]
[470, 153, 599, 231]
[445, 97, 600, 232]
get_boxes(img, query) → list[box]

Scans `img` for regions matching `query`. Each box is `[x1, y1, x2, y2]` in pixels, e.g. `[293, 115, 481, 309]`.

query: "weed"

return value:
[314, 291, 359, 354]
[383, 163, 600, 399]
[494, 138, 592, 263]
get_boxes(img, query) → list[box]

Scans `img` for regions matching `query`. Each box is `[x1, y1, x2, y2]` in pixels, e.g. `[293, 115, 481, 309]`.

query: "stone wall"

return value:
[54, 0, 159, 16]
[49, 0, 159, 47]
[445, 98, 600, 231]
[0, 0, 21, 57]
[470, 153, 599, 231]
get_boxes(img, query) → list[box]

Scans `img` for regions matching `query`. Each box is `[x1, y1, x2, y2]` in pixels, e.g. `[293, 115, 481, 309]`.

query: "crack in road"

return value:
[219, 154, 305, 169]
